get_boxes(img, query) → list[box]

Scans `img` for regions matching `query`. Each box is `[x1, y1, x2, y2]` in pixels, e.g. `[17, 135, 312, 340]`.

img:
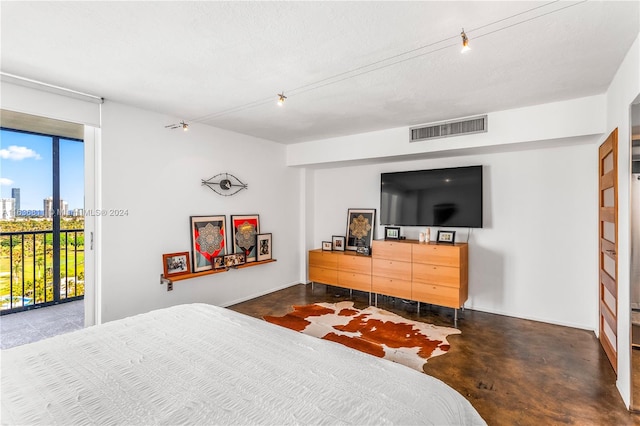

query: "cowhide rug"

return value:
[263, 301, 460, 372]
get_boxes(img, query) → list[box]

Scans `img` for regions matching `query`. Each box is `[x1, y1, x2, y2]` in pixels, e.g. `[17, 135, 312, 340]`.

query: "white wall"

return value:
[310, 141, 598, 329]
[605, 33, 640, 409]
[288, 95, 605, 167]
[100, 102, 302, 322]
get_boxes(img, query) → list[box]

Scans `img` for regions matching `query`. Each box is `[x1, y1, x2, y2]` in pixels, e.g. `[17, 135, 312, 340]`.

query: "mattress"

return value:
[1, 303, 486, 425]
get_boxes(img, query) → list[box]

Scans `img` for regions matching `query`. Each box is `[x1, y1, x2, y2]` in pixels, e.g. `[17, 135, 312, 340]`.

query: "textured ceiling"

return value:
[1, 1, 638, 144]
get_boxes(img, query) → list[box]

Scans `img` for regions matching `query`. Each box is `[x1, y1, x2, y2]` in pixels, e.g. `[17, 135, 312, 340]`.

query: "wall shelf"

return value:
[160, 259, 277, 287]
[233, 259, 277, 269]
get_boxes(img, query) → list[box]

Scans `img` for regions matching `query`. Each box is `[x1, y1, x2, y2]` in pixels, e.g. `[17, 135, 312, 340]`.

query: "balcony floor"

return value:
[0, 300, 84, 350]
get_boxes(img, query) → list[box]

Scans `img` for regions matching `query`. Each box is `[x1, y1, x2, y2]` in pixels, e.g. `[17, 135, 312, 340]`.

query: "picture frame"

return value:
[190, 215, 227, 272]
[322, 241, 333, 251]
[230, 215, 260, 262]
[256, 233, 273, 262]
[213, 255, 226, 270]
[224, 252, 246, 268]
[384, 226, 400, 240]
[162, 252, 191, 277]
[332, 235, 345, 251]
[345, 208, 376, 251]
[437, 230, 456, 244]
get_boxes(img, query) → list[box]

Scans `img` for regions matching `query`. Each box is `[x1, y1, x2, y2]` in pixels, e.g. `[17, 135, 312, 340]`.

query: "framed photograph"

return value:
[213, 255, 226, 270]
[384, 226, 400, 240]
[437, 230, 456, 244]
[190, 215, 227, 272]
[345, 208, 376, 251]
[223, 252, 246, 268]
[256, 233, 273, 262]
[162, 252, 191, 277]
[231, 215, 260, 262]
[332, 235, 345, 251]
[322, 241, 332, 251]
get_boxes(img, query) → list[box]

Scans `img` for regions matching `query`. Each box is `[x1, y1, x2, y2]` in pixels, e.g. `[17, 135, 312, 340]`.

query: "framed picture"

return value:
[224, 252, 246, 268]
[345, 208, 376, 251]
[231, 215, 260, 262]
[437, 230, 456, 244]
[190, 215, 227, 272]
[322, 241, 332, 251]
[256, 233, 273, 262]
[384, 226, 400, 240]
[332, 235, 345, 251]
[162, 252, 191, 277]
[213, 255, 226, 270]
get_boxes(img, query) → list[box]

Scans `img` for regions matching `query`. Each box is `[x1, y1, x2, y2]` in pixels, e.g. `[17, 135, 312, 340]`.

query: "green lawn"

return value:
[0, 250, 85, 303]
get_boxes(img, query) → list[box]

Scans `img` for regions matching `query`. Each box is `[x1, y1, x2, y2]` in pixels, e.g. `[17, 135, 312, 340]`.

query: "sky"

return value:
[0, 129, 84, 212]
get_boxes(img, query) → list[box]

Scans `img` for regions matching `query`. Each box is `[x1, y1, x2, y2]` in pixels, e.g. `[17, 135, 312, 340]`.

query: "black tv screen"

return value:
[380, 165, 483, 228]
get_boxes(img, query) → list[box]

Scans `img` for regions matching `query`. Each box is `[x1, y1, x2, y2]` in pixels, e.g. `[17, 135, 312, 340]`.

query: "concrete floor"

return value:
[0, 300, 84, 349]
[230, 283, 640, 426]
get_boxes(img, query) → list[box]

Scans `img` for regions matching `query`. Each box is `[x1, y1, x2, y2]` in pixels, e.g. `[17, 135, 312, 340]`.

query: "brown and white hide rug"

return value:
[263, 301, 460, 373]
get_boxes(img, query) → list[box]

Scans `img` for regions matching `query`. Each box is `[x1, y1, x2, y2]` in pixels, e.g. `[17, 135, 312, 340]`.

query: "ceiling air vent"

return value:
[410, 115, 487, 142]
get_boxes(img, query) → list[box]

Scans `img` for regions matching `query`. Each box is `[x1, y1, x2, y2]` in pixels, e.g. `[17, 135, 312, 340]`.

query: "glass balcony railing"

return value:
[0, 229, 84, 313]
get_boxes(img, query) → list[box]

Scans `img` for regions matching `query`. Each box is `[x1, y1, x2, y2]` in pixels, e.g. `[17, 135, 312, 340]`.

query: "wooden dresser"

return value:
[308, 249, 372, 293]
[308, 240, 468, 313]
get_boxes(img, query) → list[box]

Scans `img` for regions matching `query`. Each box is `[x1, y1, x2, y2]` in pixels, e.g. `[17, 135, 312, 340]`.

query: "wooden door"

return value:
[599, 129, 618, 373]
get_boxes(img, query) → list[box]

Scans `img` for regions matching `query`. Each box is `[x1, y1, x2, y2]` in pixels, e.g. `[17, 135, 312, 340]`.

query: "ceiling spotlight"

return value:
[165, 120, 189, 131]
[460, 28, 470, 53]
[277, 92, 287, 106]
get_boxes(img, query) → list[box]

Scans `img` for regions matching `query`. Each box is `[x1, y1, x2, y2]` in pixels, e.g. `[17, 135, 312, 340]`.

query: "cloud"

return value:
[0, 145, 42, 160]
[0, 178, 14, 186]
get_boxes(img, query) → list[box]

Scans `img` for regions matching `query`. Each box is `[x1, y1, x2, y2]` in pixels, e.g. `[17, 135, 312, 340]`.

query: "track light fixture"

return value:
[460, 28, 470, 53]
[165, 121, 189, 131]
[277, 92, 287, 106]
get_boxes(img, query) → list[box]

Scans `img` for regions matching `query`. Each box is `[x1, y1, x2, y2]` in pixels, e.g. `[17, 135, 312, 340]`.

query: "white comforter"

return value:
[1, 303, 485, 425]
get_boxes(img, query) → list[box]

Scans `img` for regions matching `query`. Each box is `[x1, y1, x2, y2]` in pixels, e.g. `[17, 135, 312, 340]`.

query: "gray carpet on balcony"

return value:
[0, 300, 84, 350]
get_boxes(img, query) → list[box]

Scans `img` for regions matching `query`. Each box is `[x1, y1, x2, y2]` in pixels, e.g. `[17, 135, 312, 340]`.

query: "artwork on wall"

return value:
[256, 233, 272, 262]
[162, 252, 191, 277]
[332, 235, 345, 251]
[345, 208, 376, 251]
[231, 215, 260, 262]
[190, 215, 227, 272]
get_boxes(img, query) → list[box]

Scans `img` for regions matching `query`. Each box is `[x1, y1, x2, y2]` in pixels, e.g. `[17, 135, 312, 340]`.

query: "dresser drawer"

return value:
[309, 250, 338, 269]
[412, 283, 462, 308]
[412, 263, 461, 288]
[372, 259, 411, 281]
[337, 271, 371, 292]
[372, 240, 412, 262]
[412, 244, 460, 266]
[372, 276, 411, 299]
[309, 266, 338, 285]
[338, 253, 371, 274]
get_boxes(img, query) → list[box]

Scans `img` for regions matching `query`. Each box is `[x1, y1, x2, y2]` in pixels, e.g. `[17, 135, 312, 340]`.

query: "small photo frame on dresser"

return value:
[384, 226, 400, 240]
[322, 241, 333, 251]
[332, 236, 345, 251]
[436, 230, 456, 244]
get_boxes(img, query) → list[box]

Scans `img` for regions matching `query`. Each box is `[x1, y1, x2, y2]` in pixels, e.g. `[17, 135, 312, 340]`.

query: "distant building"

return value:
[11, 188, 20, 215]
[44, 197, 68, 218]
[1, 198, 15, 219]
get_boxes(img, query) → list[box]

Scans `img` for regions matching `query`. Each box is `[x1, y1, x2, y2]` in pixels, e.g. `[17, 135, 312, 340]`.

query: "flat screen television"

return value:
[380, 165, 483, 228]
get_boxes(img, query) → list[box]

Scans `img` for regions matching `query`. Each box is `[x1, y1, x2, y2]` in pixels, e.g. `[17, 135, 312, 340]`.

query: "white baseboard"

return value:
[221, 281, 301, 308]
[464, 304, 596, 332]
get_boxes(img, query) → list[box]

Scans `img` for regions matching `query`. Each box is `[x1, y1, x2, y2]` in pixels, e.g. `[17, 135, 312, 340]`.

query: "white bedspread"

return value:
[1, 303, 485, 425]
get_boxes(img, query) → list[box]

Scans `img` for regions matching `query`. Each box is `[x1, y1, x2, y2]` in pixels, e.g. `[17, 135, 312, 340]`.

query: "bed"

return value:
[1, 303, 485, 425]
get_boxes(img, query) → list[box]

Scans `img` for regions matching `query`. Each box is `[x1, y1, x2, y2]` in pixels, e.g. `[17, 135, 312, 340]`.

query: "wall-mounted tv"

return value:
[380, 165, 483, 228]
